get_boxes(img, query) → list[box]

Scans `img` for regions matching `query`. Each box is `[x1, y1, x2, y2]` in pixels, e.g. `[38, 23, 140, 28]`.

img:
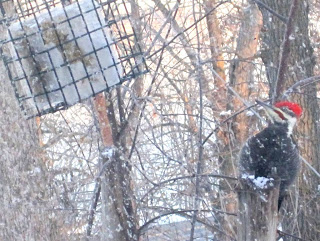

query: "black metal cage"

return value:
[0, 0, 147, 118]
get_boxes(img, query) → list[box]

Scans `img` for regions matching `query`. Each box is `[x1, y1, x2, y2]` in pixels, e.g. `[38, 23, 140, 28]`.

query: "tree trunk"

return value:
[204, 0, 227, 110]
[93, 94, 138, 241]
[231, 1, 263, 144]
[205, 1, 263, 239]
[259, 0, 320, 239]
[237, 178, 280, 241]
[218, 2, 263, 240]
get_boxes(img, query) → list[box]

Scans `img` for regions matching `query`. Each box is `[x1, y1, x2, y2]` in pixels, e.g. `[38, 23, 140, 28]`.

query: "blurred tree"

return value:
[0, 1, 63, 240]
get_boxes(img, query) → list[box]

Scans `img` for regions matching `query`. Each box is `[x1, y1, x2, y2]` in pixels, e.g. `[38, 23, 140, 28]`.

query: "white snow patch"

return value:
[241, 174, 255, 180]
[241, 174, 274, 189]
[116, 224, 123, 232]
[289, 34, 295, 40]
[246, 110, 254, 117]
[220, 110, 232, 116]
[101, 147, 114, 158]
[253, 176, 274, 189]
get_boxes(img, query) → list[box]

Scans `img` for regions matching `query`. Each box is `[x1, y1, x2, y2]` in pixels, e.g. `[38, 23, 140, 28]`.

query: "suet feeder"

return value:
[1, 0, 147, 118]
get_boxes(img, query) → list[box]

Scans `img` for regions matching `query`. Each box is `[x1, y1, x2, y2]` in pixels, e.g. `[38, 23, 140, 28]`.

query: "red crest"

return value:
[275, 101, 303, 117]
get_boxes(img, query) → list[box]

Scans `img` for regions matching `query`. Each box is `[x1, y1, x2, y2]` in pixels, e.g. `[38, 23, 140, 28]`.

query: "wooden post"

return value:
[93, 93, 114, 147]
[237, 177, 280, 241]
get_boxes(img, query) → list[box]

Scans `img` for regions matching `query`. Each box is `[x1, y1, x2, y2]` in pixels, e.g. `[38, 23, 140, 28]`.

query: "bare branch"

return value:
[128, 0, 181, 160]
[282, 75, 320, 98]
[139, 208, 237, 234]
[190, 1, 205, 239]
[277, 229, 307, 241]
[202, 100, 269, 146]
[86, 183, 101, 238]
[140, 174, 237, 202]
[272, 0, 299, 102]
[252, 0, 287, 23]
[300, 155, 320, 179]
[147, 1, 228, 60]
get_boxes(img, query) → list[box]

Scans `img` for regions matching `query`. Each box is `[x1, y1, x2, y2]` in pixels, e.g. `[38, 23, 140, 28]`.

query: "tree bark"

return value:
[204, 0, 227, 111]
[204, 1, 235, 239]
[259, 0, 320, 239]
[237, 178, 280, 241]
[213, 2, 263, 240]
[93, 94, 138, 241]
[231, 1, 263, 144]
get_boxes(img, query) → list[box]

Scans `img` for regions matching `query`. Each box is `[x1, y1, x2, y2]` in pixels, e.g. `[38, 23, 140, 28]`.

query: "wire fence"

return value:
[0, 0, 147, 118]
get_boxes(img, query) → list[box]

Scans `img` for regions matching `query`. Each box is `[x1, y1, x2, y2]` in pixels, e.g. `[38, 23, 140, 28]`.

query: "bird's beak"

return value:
[256, 100, 284, 123]
[256, 100, 274, 111]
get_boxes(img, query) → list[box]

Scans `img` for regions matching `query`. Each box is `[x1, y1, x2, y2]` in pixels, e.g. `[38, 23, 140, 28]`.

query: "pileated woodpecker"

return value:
[239, 100, 302, 210]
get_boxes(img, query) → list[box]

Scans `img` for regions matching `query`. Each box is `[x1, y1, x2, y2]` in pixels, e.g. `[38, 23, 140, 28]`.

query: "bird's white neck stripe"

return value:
[287, 117, 296, 137]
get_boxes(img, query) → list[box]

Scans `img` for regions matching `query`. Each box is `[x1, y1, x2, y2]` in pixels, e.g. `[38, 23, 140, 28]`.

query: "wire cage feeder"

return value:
[1, 0, 147, 118]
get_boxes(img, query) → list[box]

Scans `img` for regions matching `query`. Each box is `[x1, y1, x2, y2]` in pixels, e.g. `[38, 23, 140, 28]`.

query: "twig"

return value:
[212, 67, 266, 124]
[128, 0, 181, 160]
[252, 0, 287, 23]
[282, 75, 320, 98]
[139, 210, 192, 234]
[59, 111, 94, 176]
[277, 229, 307, 241]
[140, 174, 237, 203]
[86, 183, 101, 238]
[289, 91, 320, 100]
[138, 208, 237, 234]
[272, 0, 299, 102]
[147, 1, 228, 60]
[86, 153, 114, 238]
[189, 0, 204, 239]
[300, 155, 320, 179]
[144, 1, 182, 58]
[202, 101, 265, 145]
